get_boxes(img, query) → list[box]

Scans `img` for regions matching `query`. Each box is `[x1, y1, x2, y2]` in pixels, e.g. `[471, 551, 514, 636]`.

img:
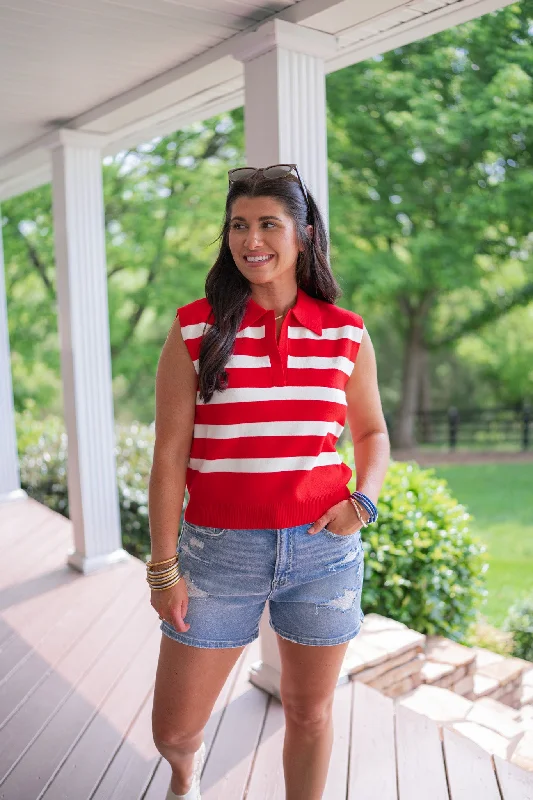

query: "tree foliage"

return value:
[327, 2, 533, 442]
[3, 5, 533, 432]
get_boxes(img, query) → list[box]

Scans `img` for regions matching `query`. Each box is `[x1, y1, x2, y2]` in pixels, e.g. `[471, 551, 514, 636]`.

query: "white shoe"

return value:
[165, 741, 206, 800]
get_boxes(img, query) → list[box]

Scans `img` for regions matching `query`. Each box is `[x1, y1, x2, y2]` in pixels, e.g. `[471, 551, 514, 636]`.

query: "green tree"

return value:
[3, 113, 244, 421]
[327, 2, 533, 446]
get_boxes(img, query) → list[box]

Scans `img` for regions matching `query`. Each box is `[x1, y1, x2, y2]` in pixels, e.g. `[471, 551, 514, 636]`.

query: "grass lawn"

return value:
[432, 462, 533, 627]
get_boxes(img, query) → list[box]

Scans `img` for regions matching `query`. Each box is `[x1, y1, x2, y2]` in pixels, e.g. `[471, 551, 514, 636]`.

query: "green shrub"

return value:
[17, 412, 70, 516]
[15, 412, 186, 560]
[503, 594, 533, 662]
[338, 442, 488, 639]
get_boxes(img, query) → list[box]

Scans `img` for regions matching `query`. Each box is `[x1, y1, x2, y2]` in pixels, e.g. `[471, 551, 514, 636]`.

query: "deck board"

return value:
[348, 681, 397, 800]
[1, 499, 532, 800]
[202, 639, 269, 799]
[443, 727, 502, 800]
[494, 755, 533, 800]
[395, 703, 449, 800]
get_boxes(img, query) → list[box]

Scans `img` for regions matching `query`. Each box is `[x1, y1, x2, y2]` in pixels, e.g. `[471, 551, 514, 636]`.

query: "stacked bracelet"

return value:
[146, 554, 182, 591]
[349, 496, 369, 527]
[349, 491, 379, 524]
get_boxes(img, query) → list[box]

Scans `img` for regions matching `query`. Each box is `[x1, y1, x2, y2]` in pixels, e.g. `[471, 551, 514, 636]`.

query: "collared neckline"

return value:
[239, 286, 322, 336]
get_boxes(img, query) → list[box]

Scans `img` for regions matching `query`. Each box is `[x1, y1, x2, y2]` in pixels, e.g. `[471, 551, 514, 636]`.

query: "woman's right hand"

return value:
[151, 576, 190, 632]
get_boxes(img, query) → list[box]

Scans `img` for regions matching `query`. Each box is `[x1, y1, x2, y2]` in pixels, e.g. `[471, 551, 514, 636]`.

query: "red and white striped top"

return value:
[177, 286, 364, 529]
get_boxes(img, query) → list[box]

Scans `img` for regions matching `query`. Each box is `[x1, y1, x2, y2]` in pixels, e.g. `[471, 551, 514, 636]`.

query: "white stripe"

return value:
[181, 321, 211, 340]
[189, 451, 342, 473]
[226, 354, 271, 368]
[289, 324, 363, 342]
[180, 322, 267, 341]
[235, 325, 265, 339]
[288, 355, 355, 377]
[193, 354, 272, 372]
[196, 385, 347, 406]
[194, 420, 345, 439]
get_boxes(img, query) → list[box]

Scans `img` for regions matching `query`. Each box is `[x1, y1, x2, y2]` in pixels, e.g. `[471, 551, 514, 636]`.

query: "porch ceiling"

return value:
[0, 0, 513, 200]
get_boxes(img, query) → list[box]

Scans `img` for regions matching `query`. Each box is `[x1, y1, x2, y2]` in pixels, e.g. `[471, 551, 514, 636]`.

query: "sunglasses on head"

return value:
[228, 163, 310, 208]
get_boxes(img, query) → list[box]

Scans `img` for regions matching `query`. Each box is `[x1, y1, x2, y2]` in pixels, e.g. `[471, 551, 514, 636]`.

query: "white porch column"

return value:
[232, 18, 337, 225]
[0, 206, 26, 503]
[232, 21, 341, 698]
[50, 131, 129, 574]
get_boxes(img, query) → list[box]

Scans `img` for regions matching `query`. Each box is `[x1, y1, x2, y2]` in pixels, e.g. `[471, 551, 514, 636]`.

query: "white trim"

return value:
[231, 18, 339, 63]
[277, 0, 349, 24]
[326, 0, 516, 73]
[67, 547, 131, 575]
[0, 205, 22, 499]
[0, 489, 28, 504]
[0, 0, 512, 201]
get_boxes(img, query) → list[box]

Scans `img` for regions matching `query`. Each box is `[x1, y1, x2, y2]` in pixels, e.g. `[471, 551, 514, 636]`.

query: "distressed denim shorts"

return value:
[159, 520, 365, 648]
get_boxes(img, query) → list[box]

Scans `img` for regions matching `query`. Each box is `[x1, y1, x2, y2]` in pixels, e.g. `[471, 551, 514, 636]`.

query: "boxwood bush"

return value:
[338, 441, 489, 640]
[17, 413, 488, 637]
[503, 594, 533, 662]
[16, 411, 171, 559]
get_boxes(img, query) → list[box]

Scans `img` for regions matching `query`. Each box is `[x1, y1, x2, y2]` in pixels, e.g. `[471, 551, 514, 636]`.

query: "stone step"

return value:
[467, 697, 526, 740]
[343, 616, 425, 676]
[467, 673, 501, 701]
[367, 653, 424, 693]
[509, 730, 533, 771]
[346, 644, 419, 684]
[425, 635, 476, 671]
[472, 646, 506, 668]
[397, 684, 473, 723]
[476, 656, 526, 688]
[450, 721, 516, 760]
[522, 684, 533, 706]
[523, 668, 533, 687]
[452, 674, 475, 696]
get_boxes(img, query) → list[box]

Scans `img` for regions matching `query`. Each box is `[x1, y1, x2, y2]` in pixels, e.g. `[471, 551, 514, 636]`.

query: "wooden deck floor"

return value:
[1, 498, 532, 800]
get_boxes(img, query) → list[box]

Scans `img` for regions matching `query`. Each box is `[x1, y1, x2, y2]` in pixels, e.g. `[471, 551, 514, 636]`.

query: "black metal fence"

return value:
[410, 403, 531, 450]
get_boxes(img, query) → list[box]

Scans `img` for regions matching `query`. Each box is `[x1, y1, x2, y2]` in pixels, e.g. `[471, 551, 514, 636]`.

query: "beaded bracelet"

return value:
[349, 496, 369, 528]
[350, 491, 378, 523]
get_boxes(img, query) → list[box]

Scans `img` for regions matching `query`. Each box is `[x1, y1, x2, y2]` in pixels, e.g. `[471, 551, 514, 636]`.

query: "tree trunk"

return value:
[418, 346, 433, 444]
[392, 295, 433, 449]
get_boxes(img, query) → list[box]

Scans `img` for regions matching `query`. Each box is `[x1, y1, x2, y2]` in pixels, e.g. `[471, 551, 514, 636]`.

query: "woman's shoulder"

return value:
[319, 299, 364, 331]
[175, 296, 212, 324]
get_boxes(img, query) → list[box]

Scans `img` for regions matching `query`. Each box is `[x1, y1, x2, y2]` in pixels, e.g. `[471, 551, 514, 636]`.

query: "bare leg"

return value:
[277, 635, 350, 800]
[283, 699, 335, 799]
[152, 635, 245, 794]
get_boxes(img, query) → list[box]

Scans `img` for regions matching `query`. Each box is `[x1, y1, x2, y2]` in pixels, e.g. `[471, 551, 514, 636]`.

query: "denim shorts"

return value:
[159, 520, 365, 648]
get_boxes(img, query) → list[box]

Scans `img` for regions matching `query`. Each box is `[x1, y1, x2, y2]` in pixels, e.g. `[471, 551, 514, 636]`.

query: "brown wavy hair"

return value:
[199, 174, 342, 403]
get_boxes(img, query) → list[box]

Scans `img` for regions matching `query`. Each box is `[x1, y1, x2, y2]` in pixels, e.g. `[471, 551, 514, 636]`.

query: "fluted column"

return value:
[232, 21, 340, 698]
[232, 19, 337, 225]
[50, 132, 129, 574]
[0, 205, 26, 503]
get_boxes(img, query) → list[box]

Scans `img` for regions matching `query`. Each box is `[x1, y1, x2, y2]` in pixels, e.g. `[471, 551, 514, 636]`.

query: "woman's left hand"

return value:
[307, 498, 368, 537]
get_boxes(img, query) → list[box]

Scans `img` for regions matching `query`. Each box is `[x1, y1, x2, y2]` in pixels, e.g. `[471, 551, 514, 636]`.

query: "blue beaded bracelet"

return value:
[350, 491, 378, 523]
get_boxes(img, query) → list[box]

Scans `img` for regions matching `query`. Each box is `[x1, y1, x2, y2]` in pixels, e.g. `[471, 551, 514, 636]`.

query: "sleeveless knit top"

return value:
[177, 286, 364, 529]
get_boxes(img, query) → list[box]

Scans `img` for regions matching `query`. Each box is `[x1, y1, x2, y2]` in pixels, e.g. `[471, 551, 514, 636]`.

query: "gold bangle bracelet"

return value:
[149, 575, 182, 591]
[147, 570, 181, 588]
[147, 565, 181, 584]
[147, 560, 180, 578]
[146, 554, 179, 568]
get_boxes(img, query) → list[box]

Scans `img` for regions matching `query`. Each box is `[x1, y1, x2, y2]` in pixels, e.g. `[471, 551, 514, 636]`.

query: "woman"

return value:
[148, 164, 390, 800]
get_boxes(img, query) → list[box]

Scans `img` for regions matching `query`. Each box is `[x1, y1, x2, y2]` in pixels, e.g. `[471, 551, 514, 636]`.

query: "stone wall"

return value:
[343, 613, 533, 771]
